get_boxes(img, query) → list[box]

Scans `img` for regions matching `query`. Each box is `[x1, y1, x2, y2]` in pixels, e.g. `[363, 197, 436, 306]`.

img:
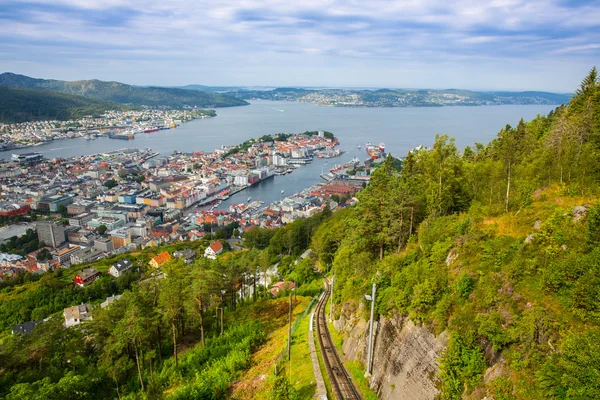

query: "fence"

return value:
[274, 291, 322, 376]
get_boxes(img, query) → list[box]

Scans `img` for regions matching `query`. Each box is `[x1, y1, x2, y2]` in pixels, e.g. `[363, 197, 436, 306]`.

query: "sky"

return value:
[1, 0, 599, 91]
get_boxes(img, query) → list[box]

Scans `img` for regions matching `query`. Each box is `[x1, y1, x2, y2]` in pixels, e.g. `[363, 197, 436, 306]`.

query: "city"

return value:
[0, 108, 215, 149]
[0, 130, 370, 279]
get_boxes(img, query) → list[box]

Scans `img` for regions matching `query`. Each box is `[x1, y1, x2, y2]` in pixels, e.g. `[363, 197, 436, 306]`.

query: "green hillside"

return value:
[0, 73, 248, 108]
[0, 86, 134, 123]
[0, 68, 598, 400]
[310, 67, 600, 399]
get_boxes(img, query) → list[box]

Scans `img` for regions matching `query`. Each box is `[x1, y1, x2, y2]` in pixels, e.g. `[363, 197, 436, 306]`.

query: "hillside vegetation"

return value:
[310, 67, 600, 399]
[0, 86, 135, 123]
[0, 73, 248, 108]
[229, 87, 571, 107]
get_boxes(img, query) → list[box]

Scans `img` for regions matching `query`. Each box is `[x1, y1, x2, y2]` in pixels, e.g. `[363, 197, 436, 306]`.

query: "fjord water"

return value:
[3, 100, 557, 207]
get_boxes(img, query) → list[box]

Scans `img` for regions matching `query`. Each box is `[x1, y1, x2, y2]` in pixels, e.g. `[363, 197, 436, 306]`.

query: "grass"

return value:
[282, 308, 317, 398]
[231, 295, 314, 399]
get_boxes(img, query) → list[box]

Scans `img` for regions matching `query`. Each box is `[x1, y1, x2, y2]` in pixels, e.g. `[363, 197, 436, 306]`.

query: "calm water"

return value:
[2, 101, 557, 207]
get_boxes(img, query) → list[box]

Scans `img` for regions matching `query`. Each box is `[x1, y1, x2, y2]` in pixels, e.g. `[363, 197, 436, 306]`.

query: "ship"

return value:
[108, 133, 134, 140]
[144, 127, 159, 133]
[378, 142, 386, 153]
[365, 142, 381, 159]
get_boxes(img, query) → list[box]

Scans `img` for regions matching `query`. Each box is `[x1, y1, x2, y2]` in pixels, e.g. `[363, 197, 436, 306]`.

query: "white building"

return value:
[63, 304, 92, 327]
[204, 241, 223, 259]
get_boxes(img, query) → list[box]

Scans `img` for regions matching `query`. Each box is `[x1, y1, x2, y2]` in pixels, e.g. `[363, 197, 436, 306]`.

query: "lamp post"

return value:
[364, 283, 376, 377]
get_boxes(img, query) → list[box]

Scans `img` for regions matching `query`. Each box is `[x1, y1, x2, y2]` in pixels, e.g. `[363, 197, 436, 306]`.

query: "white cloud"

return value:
[1, 0, 599, 91]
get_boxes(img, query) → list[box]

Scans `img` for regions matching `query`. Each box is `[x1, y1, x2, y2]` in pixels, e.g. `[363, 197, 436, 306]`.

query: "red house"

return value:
[74, 267, 100, 287]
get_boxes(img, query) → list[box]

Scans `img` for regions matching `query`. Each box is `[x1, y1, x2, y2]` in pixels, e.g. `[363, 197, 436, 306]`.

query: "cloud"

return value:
[0, 0, 599, 91]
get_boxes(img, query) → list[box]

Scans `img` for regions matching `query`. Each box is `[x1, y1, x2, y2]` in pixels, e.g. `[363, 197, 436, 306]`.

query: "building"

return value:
[204, 241, 223, 259]
[109, 259, 132, 277]
[270, 281, 296, 297]
[68, 212, 94, 228]
[74, 267, 100, 287]
[12, 152, 43, 163]
[149, 251, 171, 268]
[36, 220, 65, 248]
[94, 236, 114, 253]
[69, 246, 102, 265]
[173, 248, 196, 265]
[12, 320, 42, 335]
[109, 227, 132, 250]
[52, 245, 80, 267]
[101, 294, 122, 308]
[0, 203, 30, 217]
[63, 304, 92, 327]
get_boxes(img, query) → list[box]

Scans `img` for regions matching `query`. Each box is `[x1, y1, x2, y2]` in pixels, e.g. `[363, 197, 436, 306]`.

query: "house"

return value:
[101, 294, 122, 308]
[109, 259, 132, 277]
[64, 304, 92, 327]
[12, 320, 42, 335]
[204, 241, 223, 259]
[270, 281, 296, 297]
[173, 248, 196, 265]
[74, 267, 100, 287]
[149, 251, 171, 269]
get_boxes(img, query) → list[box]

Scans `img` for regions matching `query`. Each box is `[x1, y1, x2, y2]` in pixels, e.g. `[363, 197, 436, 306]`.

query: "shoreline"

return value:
[0, 113, 215, 158]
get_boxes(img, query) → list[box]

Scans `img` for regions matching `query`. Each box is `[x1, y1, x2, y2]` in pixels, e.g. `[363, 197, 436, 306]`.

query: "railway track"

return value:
[315, 277, 363, 400]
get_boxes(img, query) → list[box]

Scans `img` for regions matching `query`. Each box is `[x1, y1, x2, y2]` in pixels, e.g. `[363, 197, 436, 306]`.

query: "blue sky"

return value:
[1, 0, 599, 91]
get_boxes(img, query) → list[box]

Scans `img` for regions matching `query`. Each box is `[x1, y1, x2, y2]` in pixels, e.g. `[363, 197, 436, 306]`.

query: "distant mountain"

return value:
[173, 84, 243, 92]
[0, 73, 248, 108]
[0, 86, 135, 123]
[227, 87, 572, 107]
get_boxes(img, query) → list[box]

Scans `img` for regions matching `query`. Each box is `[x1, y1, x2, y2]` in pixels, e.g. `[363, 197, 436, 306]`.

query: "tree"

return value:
[97, 225, 108, 235]
[105, 179, 118, 189]
[36, 248, 51, 262]
[158, 260, 186, 368]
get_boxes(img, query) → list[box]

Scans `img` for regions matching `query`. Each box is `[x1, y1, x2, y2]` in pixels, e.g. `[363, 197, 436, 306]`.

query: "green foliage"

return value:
[0, 229, 42, 255]
[439, 333, 486, 399]
[309, 68, 600, 400]
[0, 86, 134, 123]
[243, 226, 275, 250]
[0, 73, 248, 109]
[271, 374, 299, 400]
[97, 224, 108, 235]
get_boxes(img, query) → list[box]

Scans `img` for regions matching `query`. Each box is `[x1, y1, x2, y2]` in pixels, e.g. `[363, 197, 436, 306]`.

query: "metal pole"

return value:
[366, 283, 376, 377]
[329, 275, 334, 323]
[287, 289, 293, 360]
[220, 307, 224, 336]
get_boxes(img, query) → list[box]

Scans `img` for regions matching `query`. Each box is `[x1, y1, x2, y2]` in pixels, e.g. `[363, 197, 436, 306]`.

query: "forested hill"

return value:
[0, 73, 248, 108]
[227, 86, 572, 107]
[0, 86, 135, 123]
[310, 67, 600, 398]
[0, 68, 598, 400]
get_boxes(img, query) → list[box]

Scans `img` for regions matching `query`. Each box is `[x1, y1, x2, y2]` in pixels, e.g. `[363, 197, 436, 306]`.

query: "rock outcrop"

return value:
[334, 305, 448, 399]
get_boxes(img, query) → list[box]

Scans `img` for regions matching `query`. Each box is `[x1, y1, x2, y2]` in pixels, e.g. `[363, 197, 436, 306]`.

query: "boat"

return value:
[366, 142, 382, 159]
[144, 127, 159, 133]
[378, 142, 386, 153]
[108, 133, 134, 140]
[281, 190, 285, 194]
[247, 196, 251, 202]
[358, 145, 361, 149]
